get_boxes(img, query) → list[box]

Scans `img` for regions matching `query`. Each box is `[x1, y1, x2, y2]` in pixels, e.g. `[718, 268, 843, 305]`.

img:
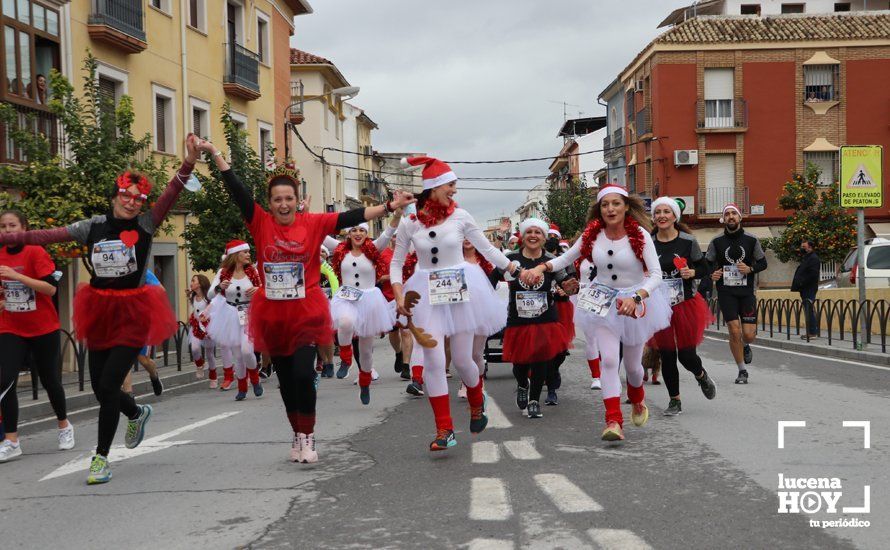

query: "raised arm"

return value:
[462, 211, 514, 272]
[0, 227, 73, 247]
[150, 161, 195, 228]
[198, 139, 255, 223]
[323, 235, 340, 253]
[335, 191, 415, 232]
[372, 221, 398, 251]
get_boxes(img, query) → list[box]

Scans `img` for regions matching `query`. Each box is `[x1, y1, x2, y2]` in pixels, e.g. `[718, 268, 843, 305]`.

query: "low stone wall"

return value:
[752, 288, 890, 335]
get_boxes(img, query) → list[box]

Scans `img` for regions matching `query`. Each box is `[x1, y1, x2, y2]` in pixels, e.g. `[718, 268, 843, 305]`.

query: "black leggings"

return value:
[273, 345, 318, 415]
[658, 347, 704, 398]
[89, 346, 141, 456]
[0, 331, 67, 434]
[512, 361, 549, 402]
[545, 351, 568, 390]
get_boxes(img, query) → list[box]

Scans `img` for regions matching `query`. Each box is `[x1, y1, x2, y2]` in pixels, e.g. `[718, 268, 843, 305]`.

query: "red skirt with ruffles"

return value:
[555, 300, 575, 348]
[73, 284, 177, 350]
[248, 285, 334, 357]
[649, 293, 713, 350]
[502, 322, 569, 364]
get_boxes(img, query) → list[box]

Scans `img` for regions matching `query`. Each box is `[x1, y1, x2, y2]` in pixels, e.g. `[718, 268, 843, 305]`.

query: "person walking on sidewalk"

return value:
[791, 239, 820, 340]
[706, 203, 767, 384]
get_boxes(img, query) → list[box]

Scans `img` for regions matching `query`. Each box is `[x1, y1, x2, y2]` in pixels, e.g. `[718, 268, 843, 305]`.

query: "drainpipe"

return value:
[180, 0, 190, 317]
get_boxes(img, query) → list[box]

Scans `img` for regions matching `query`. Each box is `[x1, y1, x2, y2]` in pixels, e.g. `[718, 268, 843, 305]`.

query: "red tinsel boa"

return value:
[331, 238, 386, 284]
[468, 249, 494, 275]
[579, 217, 645, 268]
[403, 251, 418, 280]
[220, 263, 262, 289]
[188, 313, 207, 340]
[416, 199, 457, 228]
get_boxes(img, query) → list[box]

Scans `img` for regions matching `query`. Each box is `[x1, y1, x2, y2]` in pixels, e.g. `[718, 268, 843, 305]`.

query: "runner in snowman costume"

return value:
[186, 274, 216, 386]
[572, 257, 603, 390]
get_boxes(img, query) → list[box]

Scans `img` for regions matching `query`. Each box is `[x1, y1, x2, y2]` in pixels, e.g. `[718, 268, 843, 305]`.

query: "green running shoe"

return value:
[87, 454, 112, 485]
[125, 404, 153, 449]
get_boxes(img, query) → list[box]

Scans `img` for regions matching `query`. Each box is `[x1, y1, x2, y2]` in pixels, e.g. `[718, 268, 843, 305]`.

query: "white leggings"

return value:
[190, 338, 216, 371]
[594, 326, 644, 400]
[229, 329, 256, 380]
[579, 322, 600, 361]
[472, 335, 486, 378]
[423, 331, 482, 397]
[356, 336, 375, 374]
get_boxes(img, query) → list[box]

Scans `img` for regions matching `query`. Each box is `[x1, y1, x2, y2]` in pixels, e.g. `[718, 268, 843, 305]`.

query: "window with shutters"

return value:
[781, 3, 804, 13]
[804, 151, 838, 187]
[256, 11, 269, 64]
[703, 68, 734, 128]
[804, 65, 839, 102]
[152, 84, 176, 153]
[1, 0, 61, 105]
[230, 110, 247, 133]
[188, 0, 205, 32]
[150, 0, 170, 13]
[155, 96, 166, 152]
[190, 97, 209, 140]
[705, 154, 736, 214]
[258, 121, 273, 167]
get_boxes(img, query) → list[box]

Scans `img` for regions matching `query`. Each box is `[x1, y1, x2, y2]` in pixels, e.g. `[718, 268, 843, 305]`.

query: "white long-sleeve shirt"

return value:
[390, 208, 512, 285]
[550, 227, 662, 296]
[338, 251, 379, 290]
[208, 268, 256, 307]
[323, 224, 396, 255]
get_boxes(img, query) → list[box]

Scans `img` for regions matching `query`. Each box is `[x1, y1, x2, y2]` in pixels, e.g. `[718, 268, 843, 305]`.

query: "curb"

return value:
[704, 329, 890, 366]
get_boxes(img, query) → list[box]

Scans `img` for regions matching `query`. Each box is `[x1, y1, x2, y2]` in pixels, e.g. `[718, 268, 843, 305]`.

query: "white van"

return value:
[837, 238, 890, 288]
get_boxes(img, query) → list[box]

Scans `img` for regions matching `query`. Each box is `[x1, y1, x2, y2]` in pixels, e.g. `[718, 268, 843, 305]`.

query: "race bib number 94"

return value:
[91, 240, 137, 278]
[264, 262, 305, 300]
[429, 268, 469, 305]
[2, 280, 36, 312]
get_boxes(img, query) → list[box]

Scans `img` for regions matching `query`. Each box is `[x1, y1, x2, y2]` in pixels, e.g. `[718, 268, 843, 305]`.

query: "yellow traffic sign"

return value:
[841, 145, 883, 208]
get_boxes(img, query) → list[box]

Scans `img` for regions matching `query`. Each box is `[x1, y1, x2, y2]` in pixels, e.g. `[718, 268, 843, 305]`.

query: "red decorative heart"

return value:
[120, 230, 139, 248]
[673, 257, 688, 270]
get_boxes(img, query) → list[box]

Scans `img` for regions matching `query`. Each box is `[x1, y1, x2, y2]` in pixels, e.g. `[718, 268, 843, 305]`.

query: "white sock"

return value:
[737, 362, 745, 372]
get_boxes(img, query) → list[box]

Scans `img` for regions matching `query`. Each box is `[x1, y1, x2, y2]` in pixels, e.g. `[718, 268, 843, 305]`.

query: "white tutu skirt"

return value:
[581, 283, 672, 345]
[404, 261, 508, 337]
[331, 286, 396, 337]
[206, 295, 249, 348]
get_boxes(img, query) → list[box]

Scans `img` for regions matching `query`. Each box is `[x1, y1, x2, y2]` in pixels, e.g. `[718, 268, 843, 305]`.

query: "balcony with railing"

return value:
[635, 107, 652, 139]
[699, 186, 749, 216]
[603, 128, 625, 163]
[1, 103, 64, 164]
[224, 44, 261, 101]
[88, 0, 147, 53]
[696, 98, 748, 132]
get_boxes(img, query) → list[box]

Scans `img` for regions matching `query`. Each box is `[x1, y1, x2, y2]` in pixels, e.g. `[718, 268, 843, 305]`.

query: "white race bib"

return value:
[578, 283, 619, 317]
[723, 265, 747, 287]
[2, 280, 36, 312]
[336, 286, 363, 302]
[666, 278, 685, 306]
[91, 240, 137, 278]
[263, 262, 305, 300]
[428, 268, 469, 305]
[516, 291, 547, 319]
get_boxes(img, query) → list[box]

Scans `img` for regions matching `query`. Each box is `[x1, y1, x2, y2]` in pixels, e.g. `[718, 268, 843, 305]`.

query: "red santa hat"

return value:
[400, 156, 457, 191]
[222, 240, 250, 261]
[721, 203, 742, 223]
[548, 223, 561, 239]
[559, 240, 569, 251]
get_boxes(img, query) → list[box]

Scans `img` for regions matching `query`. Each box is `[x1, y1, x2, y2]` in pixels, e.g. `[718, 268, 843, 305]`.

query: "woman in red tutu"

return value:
[496, 218, 575, 419]
[197, 138, 414, 464]
[0, 136, 200, 484]
[648, 196, 717, 416]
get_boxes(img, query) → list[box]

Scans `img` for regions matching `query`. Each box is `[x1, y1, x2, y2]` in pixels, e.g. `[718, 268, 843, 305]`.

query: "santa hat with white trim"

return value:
[222, 239, 250, 261]
[400, 156, 457, 191]
[548, 223, 561, 239]
[720, 203, 742, 223]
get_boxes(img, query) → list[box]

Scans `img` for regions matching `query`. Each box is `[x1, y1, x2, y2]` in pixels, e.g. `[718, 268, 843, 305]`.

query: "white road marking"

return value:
[587, 528, 653, 549]
[534, 474, 603, 513]
[703, 335, 890, 372]
[484, 394, 513, 429]
[466, 538, 513, 550]
[471, 441, 500, 464]
[40, 411, 240, 481]
[469, 478, 512, 521]
[503, 437, 542, 460]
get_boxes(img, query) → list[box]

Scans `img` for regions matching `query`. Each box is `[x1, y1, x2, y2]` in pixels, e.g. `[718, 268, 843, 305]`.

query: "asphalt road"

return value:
[1, 336, 887, 550]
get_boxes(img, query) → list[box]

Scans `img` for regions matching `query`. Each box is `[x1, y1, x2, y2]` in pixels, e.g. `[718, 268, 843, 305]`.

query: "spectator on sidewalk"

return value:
[791, 239, 820, 339]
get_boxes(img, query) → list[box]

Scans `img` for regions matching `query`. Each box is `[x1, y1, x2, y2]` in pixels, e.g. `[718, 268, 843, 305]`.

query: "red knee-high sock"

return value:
[603, 396, 623, 426]
[301, 414, 316, 435]
[195, 357, 205, 368]
[208, 368, 218, 380]
[286, 412, 301, 435]
[248, 368, 260, 385]
[223, 366, 234, 382]
[465, 377, 485, 409]
[627, 382, 645, 404]
[340, 344, 353, 365]
[588, 358, 601, 378]
[411, 365, 424, 385]
[428, 395, 453, 431]
[358, 370, 372, 388]
[237, 377, 248, 393]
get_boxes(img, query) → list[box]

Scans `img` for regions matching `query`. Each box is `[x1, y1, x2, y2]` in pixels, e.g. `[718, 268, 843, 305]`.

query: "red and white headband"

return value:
[596, 185, 629, 203]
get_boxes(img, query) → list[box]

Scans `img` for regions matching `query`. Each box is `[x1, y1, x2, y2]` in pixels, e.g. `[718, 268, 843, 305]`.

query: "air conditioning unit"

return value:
[635, 80, 645, 93]
[674, 149, 699, 167]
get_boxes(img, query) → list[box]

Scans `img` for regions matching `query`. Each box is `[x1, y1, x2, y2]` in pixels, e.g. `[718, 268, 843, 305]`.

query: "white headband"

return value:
[349, 223, 370, 232]
[651, 196, 681, 221]
[519, 217, 549, 236]
[596, 185, 629, 203]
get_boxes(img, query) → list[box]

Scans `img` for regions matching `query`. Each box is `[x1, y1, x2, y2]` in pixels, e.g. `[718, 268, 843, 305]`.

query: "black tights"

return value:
[512, 361, 549, 402]
[89, 346, 141, 456]
[545, 351, 568, 390]
[273, 345, 318, 415]
[659, 347, 704, 398]
[0, 331, 67, 434]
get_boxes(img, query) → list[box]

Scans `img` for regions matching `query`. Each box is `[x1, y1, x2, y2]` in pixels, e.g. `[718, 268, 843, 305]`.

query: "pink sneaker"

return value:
[457, 384, 467, 399]
[209, 379, 218, 389]
[291, 434, 303, 463]
[302, 433, 318, 463]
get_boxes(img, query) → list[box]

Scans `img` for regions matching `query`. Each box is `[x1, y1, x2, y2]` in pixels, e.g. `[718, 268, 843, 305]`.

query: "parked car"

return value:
[836, 238, 890, 288]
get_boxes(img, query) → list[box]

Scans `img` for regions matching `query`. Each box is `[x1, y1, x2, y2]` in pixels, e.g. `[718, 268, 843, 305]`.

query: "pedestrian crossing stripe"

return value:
[848, 164, 876, 188]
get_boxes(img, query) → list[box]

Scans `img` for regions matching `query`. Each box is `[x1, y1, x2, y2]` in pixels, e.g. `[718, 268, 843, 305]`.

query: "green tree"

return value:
[764, 163, 856, 263]
[0, 52, 168, 264]
[181, 103, 268, 272]
[544, 176, 591, 239]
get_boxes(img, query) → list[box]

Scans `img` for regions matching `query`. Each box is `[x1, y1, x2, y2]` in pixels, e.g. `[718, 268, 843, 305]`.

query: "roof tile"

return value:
[657, 13, 890, 44]
[290, 48, 334, 65]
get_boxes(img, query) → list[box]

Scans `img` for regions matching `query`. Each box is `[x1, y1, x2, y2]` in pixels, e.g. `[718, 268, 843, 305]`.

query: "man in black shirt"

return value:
[791, 239, 820, 339]
[706, 204, 767, 384]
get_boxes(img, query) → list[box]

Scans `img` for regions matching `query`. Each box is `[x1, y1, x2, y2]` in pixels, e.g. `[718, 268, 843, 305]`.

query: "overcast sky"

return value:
[293, 0, 690, 224]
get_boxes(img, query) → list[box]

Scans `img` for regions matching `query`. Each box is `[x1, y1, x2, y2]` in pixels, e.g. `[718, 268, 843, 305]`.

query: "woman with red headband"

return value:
[328, 220, 399, 404]
[197, 138, 414, 464]
[0, 135, 200, 482]
[391, 156, 518, 451]
[523, 184, 671, 442]
[207, 240, 263, 401]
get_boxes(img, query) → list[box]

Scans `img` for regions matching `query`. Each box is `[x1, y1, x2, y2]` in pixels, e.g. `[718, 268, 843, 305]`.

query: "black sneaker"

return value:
[743, 344, 752, 365]
[527, 400, 542, 418]
[149, 375, 163, 396]
[400, 365, 411, 380]
[470, 396, 488, 434]
[360, 386, 370, 405]
[516, 383, 529, 410]
[393, 352, 404, 373]
[406, 381, 424, 396]
[735, 370, 749, 384]
[697, 370, 717, 400]
[336, 362, 350, 379]
[544, 390, 558, 406]
[663, 398, 682, 416]
[430, 429, 456, 452]
[321, 364, 334, 378]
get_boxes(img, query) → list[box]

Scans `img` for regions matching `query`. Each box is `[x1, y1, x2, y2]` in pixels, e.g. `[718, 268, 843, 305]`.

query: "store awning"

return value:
[869, 223, 890, 237]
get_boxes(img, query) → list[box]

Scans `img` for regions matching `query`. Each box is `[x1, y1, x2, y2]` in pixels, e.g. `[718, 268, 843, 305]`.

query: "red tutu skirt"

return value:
[555, 300, 575, 347]
[73, 284, 177, 350]
[502, 322, 569, 364]
[649, 293, 713, 350]
[248, 285, 334, 356]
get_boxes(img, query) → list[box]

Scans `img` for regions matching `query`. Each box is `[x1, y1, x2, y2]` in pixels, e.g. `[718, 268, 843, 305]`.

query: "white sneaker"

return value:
[195, 367, 205, 380]
[371, 368, 380, 382]
[209, 378, 218, 389]
[590, 378, 602, 390]
[457, 384, 467, 399]
[58, 424, 75, 451]
[302, 433, 318, 463]
[291, 434, 304, 463]
[0, 439, 22, 462]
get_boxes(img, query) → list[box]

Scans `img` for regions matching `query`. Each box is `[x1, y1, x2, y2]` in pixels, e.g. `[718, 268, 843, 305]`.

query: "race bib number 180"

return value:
[429, 268, 469, 305]
[516, 291, 547, 319]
